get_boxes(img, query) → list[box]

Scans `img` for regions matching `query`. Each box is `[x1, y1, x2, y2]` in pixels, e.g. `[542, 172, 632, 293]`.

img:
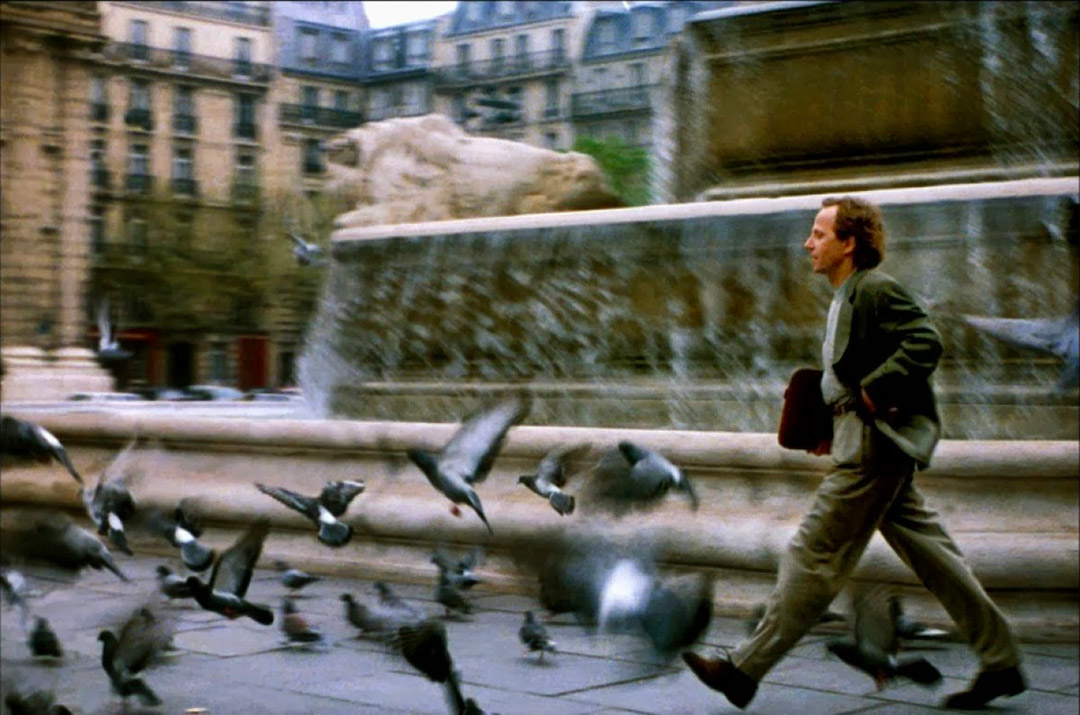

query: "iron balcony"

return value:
[279, 103, 365, 129]
[97, 41, 271, 85]
[136, 1, 270, 27]
[570, 85, 654, 119]
[434, 49, 569, 88]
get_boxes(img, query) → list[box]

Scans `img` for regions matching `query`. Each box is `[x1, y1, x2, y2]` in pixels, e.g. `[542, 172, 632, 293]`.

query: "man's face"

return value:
[803, 205, 853, 280]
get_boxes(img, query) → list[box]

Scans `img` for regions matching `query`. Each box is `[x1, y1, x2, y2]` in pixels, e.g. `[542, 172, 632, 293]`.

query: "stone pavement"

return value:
[1, 554, 1077, 715]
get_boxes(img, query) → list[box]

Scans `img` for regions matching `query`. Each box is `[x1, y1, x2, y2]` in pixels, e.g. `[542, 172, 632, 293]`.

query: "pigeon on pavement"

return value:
[2, 680, 73, 715]
[155, 565, 193, 600]
[893, 595, 949, 640]
[374, 581, 426, 623]
[431, 547, 483, 591]
[81, 438, 139, 556]
[341, 592, 420, 637]
[254, 479, 365, 547]
[280, 597, 326, 646]
[826, 585, 943, 690]
[0, 415, 84, 485]
[519, 611, 556, 661]
[435, 572, 472, 619]
[407, 397, 530, 534]
[586, 441, 699, 514]
[147, 506, 216, 572]
[518, 443, 590, 516]
[98, 625, 162, 709]
[28, 617, 62, 658]
[185, 519, 274, 625]
[276, 560, 321, 591]
[3, 511, 128, 581]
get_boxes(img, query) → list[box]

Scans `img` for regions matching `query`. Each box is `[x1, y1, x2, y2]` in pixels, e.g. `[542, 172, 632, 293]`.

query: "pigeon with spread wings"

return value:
[254, 480, 364, 547]
[185, 519, 273, 625]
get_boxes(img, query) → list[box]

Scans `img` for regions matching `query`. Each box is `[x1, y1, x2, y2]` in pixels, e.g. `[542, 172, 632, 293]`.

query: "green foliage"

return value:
[571, 135, 652, 206]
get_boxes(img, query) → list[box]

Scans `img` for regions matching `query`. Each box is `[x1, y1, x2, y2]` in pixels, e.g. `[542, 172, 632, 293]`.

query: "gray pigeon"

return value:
[826, 585, 943, 690]
[341, 592, 419, 637]
[184, 519, 274, 625]
[255, 479, 365, 547]
[3, 511, 128, 581]
[519, 611, 556, 661]
[155, 565, 193, 599]
[275, 560, 321, 591]
[81, 438, 139, 556]
[431, 547, 484, 590]
[389, 618, 470, 714]
[98, 622, 162, 709]
[962, 301, 1079, 391]
[518, 443, 590, 516]
[286, 230, 324, 267]
[407, 397, 530, 534]
[587, 441, 699, 514]
[893, 596, 949, 640]
[281, 597, 325, 646]
[374, 581, 425, 623]
[2, 681, 72, 715]
[1, 567, 32, 630]
[147, 506, 216, 572]
[28, 617, 62, 658]
[0, 415, 84, 485]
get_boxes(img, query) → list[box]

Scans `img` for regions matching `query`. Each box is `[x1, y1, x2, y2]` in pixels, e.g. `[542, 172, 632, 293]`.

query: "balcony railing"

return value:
[170, 177, 198, 197]
[173, 113, 197, 135]
[150, 1, 271, 27]
[125, 173, 153, 194]
[234, 121, 257, 140]
[366, 105, 430, 123]
[91, 102, 109, 122]
[434, 49, 569, 87]
[99, 42, 272, 84]
[124, 107, 154, 131]
[279, 103, 365, 129]
[570, 85, 654, 119]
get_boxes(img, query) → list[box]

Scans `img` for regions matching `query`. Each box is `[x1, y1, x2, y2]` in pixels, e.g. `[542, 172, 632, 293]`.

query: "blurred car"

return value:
[128, 385, 195, 401]
[183, 385, 246, 401]
[67, 392, 143, 402]
[243, 388, 305, 403]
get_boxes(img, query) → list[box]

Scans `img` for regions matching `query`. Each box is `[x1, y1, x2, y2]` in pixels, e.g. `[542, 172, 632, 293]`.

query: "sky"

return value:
[363, 1, 459, 29]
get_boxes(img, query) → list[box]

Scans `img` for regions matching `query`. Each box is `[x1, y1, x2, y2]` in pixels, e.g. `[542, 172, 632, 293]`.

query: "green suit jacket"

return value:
[831, 269, 943, 468]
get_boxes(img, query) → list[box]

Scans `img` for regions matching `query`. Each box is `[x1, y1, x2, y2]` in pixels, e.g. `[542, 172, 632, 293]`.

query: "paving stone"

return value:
[172, 623, 285, 657]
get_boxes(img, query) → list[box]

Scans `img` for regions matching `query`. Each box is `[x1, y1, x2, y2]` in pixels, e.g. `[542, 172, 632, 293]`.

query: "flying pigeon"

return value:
[3, 511, 128, 581]
[98, 621, 162, 709]
[390, 618, 470, 714]
[341, 592, 419, 637]
[1, 567, 32, 630]
[640, 572, 713, 656]
[431, 546, 484, 591]
[81, 438, 139, 556]
[518, 443, 590, 516]
[28, 617, 62, 658]
[147, 505, 216, 572]
[407, 397, 530, 534]
[95, 299, 132, 364]
[0, 415, 84, 485]
[286, 230, 324, 267]
[254, 479, 365, 547]
[519, 611, 556, 661]
[587, 441, 699, 514]
[185, 519, 274, 625]
[155, 565, 193, 600]
[826, 585, 943, 690]
[961, 301, 1079, 391]
[280, 598, 326, 647]
[275, 560, 321, 591]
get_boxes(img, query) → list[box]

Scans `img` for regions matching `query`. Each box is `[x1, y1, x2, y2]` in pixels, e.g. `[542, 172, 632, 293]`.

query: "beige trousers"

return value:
[732, 417, 1020, 681]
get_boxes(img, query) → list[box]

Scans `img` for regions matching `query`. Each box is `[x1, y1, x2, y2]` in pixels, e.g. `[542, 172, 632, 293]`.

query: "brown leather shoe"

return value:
[681, 651, 758, 709]
[943, 665, 1026, 710]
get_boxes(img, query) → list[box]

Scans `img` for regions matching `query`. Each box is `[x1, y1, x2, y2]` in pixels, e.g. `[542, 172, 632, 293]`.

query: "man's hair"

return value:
[821, 196, 885, 269]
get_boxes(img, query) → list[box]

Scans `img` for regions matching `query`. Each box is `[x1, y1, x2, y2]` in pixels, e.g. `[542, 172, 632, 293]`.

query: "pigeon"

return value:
[110, 604, 177, 672]
[640, 572, 713, 656]
[155, 565, 193, 599]
[3, 510, 128, 581]
[893, 596, 949, 640]
[519, 611, 556, 661]
[341, 592, 419, 637]
[95, 299, 132, 364]
[374, 581, 425, 623]
[185, 519, 274, 625]
[146, 506, 216, 572]
[587, 441, 699, 514]
[81, 438, 139, 556]
[431, 547, 484, 590]
[280, 597, 325, 646]
[435, 572, 472, 619]
[254, 479, 365, 547]
[961, 301, 1079, 391]
[2, 681, 72, 715]
[826, 585, 944, 690]
[0, 415, 84, 485]
[275, 560, 321, 591]
[286, 230, 324, 267]
[518, 443, 590, 516]
[390, 618, 469, 714]
[98, 627, 162, 708]
[1, 567, 32, 630]
[407, 397, 530, 534]
[28, 617, 62, 658]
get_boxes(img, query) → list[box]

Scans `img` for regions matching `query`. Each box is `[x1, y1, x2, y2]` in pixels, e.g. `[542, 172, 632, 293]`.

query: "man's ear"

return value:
[841, 236, 856, 258]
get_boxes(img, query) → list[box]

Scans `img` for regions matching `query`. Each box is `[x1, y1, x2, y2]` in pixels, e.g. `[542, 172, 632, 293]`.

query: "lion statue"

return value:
[324, 114, 623, 229]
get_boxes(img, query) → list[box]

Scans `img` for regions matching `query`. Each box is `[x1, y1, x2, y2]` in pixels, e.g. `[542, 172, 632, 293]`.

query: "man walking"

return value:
[682, 197, 1025, 710]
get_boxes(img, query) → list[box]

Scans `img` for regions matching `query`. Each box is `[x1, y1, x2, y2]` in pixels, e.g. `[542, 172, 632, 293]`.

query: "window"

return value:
[373, 38, 393, 70]
[404, 84, 425, 114]
[544, 79, 559, 117]
[128, 142, 149, 177]
[234, 94, 256, 138]
[630, 62, 646, 86]
[632, 11, 650, 39]
[90, 138, 107, 188]
[173, 85, 195, 134]
[130, 19, 148, 60]
[234, 37, 252, 76]
[174, 27, 192, 67]
[89, 204, 106, 255]
[235, 149, 256, 201]
[592, 66, 608, 89]
[515, 34, 528, 58]
[452, 93, 468, 123]
[172, 146, 193, 181]
[173, 211, 194, 248]
[302, 139, 322, 174]
[406, 32, 428, 63]
[129, 79, 150, 111]
[299, 28, 317, 63]
[91, 76, 108, 121]
[551, 28, 565, 58]
[331, 34, 348, 65]
[491, 38, 504, 61]
[301, 85, 319, 108]
[210, 343, 228, 383]
[334, 90, 348, 112]
[455, 43, 470, 69]
[598, 22, 617, 52]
